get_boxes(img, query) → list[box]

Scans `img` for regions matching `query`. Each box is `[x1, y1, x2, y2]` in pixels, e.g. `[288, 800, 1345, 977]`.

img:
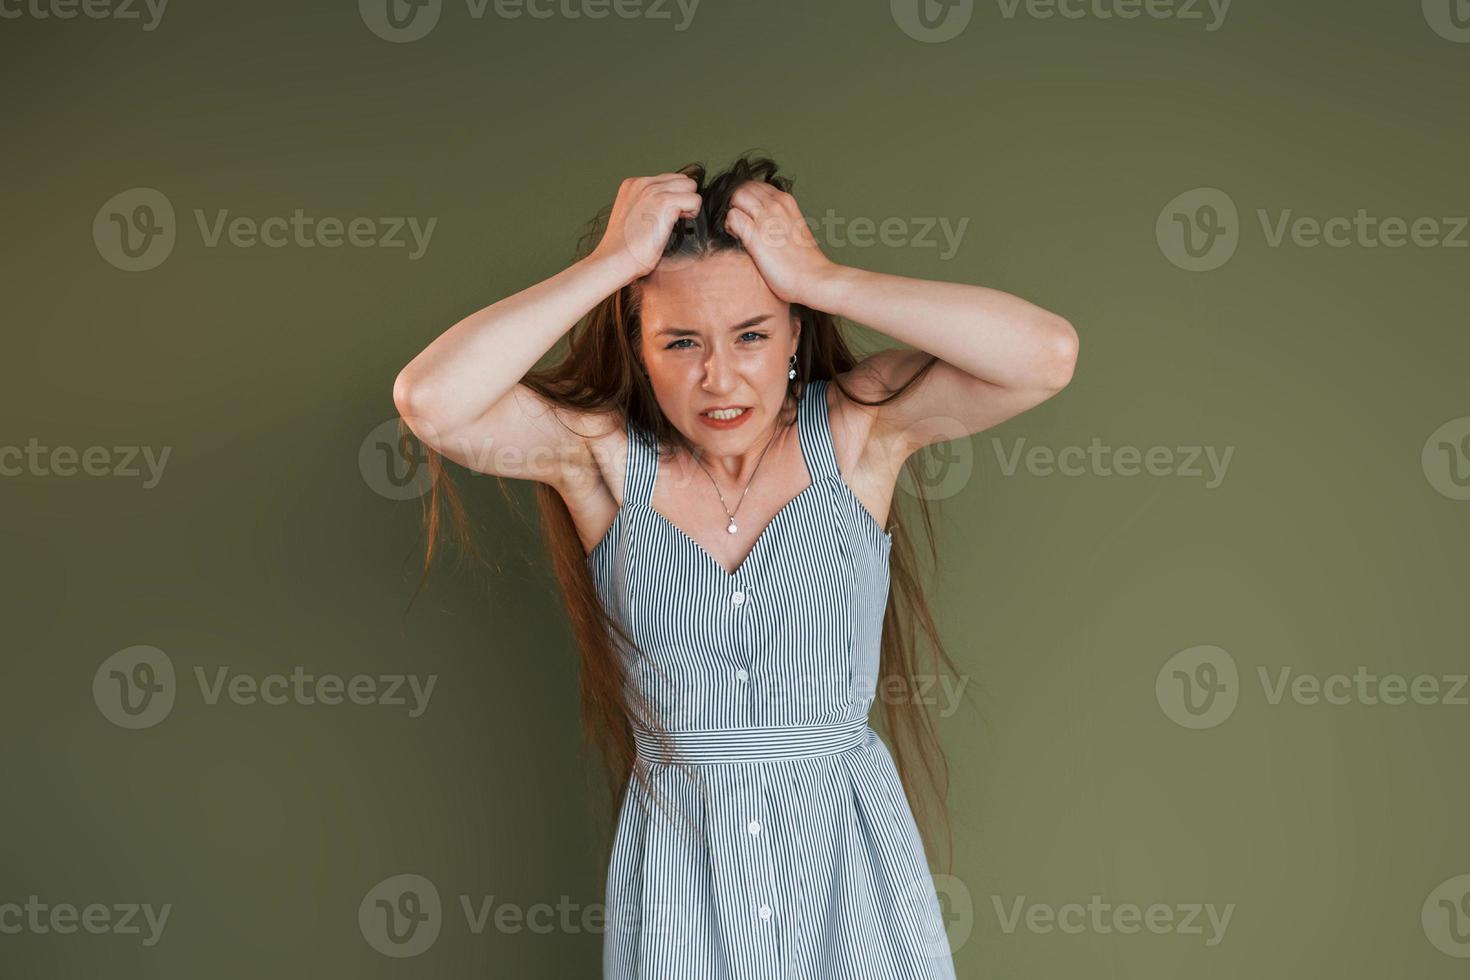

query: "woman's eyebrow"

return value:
[657, 314, 774, 337]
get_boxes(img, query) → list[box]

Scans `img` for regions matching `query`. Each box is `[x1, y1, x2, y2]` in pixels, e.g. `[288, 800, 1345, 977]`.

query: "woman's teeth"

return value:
[703, 408, 748, 420]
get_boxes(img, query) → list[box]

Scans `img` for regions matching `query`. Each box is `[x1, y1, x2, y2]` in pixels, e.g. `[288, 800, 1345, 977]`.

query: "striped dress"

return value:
[586, 377, 957, 980]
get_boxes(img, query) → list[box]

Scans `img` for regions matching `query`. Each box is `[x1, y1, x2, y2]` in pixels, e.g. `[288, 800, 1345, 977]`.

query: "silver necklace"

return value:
[688, 418, 787, 534]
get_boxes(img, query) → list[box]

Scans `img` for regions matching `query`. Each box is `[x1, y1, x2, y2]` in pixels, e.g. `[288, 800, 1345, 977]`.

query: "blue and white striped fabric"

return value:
[586, 377, 957, 980]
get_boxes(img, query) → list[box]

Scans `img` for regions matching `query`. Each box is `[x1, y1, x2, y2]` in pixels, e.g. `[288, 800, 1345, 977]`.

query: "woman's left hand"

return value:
[724, 181, 837, 309]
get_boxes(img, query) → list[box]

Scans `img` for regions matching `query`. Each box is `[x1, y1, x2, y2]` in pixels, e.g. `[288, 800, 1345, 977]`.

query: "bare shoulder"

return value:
[572, 404, 630, 507]
[833, 344, 1072, 457]
[823, 350, 934, 531]
[554, 402, 629, 555]
[828, 349, 932, 474]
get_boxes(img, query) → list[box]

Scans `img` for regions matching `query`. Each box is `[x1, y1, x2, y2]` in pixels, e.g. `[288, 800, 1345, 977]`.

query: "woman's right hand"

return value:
[590, 174, 703, 281]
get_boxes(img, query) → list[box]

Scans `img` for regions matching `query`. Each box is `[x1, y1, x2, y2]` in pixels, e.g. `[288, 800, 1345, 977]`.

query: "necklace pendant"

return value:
[727, 519, 738, 534]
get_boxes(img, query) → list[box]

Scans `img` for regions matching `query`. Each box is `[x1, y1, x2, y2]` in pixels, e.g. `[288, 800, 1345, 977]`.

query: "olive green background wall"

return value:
[3, 0, 1467, 975]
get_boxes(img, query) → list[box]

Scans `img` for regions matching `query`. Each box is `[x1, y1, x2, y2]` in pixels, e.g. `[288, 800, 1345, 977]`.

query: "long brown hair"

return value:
[399, 153, 973, 873]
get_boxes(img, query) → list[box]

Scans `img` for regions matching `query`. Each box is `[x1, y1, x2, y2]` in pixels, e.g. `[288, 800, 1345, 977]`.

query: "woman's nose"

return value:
[701, 351, 735, 389]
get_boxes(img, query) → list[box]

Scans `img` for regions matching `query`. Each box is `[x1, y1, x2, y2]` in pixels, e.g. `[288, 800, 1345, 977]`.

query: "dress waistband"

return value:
[633, 718, 873, 765]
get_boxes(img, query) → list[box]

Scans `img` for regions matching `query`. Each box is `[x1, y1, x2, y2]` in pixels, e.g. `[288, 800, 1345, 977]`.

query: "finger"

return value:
[729, 183, 769, 215]
[737, 181, 783, 206]
[724, 205, 752, 239]
[645, 173, 699, 192]
[656, 189, 703, 216]
[755, 184, 801, 222]
[626, 174, 694, 206]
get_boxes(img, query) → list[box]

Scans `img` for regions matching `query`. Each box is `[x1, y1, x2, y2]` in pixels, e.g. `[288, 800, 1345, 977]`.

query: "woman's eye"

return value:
[665, 332, 766, 350]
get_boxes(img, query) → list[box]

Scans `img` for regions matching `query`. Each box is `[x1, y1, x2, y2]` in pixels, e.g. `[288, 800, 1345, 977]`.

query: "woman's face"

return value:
[637, 249, 800, 449]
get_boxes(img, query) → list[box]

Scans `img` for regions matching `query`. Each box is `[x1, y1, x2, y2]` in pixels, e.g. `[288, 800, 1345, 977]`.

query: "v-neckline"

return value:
[645, 479, 820, 580]
[646, 404, 815, 580]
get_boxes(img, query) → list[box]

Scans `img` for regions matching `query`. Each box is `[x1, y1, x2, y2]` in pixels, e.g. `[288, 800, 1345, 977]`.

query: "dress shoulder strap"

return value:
[798, 377, 841, 482]
[622, 414, 658, 507]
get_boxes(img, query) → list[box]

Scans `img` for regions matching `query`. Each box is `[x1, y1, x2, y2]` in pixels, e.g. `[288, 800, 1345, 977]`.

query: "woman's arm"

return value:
[812, 265, 1076, 392]
[391, 174, 700, 484]
[723, 180, 1078, 455]
[393, 252, 633, 435]
[810, 264, 1078, 456]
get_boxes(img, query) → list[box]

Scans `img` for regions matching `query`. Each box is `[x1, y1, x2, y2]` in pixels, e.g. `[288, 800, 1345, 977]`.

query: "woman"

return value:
[393, 155, 1077, 978]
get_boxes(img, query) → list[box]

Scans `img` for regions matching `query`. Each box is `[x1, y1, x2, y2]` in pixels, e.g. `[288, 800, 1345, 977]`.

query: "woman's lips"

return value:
[698, 407, 751, 429]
